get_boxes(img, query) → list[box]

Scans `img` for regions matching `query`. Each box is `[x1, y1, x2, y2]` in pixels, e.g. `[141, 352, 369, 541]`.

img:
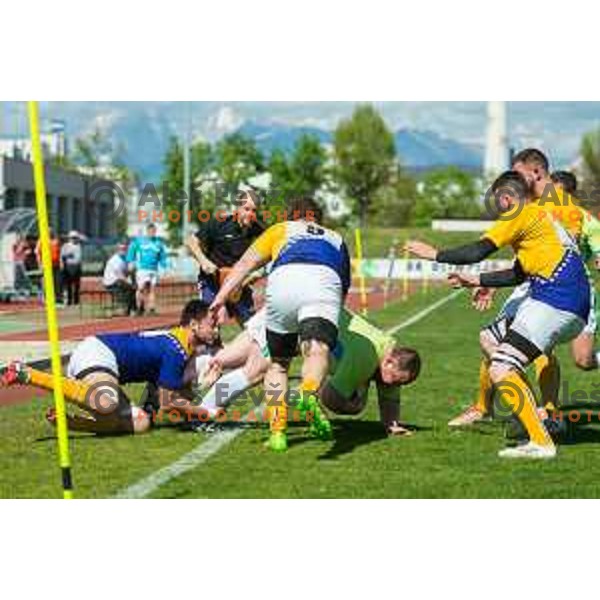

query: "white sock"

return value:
[595, 351, 600, 368]
[201, 368, 252, 416]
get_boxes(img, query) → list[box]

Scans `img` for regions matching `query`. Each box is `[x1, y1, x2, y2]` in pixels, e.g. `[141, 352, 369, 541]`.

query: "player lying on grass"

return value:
[406, 170, 590, 459]
[0, 300, 220, 434]
[458, 159, 599, 423]
[210, 196, 351, 452]
[178, 308, 420, 436]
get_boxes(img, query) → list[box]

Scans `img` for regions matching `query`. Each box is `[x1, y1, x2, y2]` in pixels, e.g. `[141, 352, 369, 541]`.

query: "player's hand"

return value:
[404, 240, 438, 261]
[202, 362, 222, 389]
[209, 296, 226, 320]
[448, 272, 480, 289]
[471, 287, 496, 311]
[386, 421, 414, 437]
[201, 259, 218, 275]
[208, 355, 223, 371]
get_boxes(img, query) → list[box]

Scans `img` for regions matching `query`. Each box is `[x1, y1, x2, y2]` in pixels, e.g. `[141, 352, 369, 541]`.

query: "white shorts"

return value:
[136, 269, 158, 289]
[498, 282, 531, 321]
[583, 285, 597, 335]
[67, 337, 119, 379]
[266, 264, 342, 334]
[244, 308, 268, 356]
[500, 278, 597, 337]
[510, 298, 585, 355]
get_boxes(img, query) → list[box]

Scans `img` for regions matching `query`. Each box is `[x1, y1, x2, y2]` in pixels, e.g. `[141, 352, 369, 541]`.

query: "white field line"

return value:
[114, 289, 462, 499]
[386, 289, 462, 335]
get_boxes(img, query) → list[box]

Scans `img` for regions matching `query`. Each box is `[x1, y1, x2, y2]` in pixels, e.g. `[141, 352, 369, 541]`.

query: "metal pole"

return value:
[182, 103, 191, 245]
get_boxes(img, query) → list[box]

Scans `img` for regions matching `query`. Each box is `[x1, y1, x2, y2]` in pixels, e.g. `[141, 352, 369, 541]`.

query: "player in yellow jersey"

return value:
[407, 170, 590, 459]
[210, 197, 351, 452]
[451, 152, 595, 426]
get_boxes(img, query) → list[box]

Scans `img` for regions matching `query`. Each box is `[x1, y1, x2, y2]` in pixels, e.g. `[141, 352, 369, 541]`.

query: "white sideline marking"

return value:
[114, 427, 244, 499]
[115, 289, 462, 499]
[386, 289, 462, 334]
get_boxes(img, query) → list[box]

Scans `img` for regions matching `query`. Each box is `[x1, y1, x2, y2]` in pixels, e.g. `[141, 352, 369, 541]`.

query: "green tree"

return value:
[333, 104, 396, 227]
[161, 137, 214, 244]
[267, 134, 328, 218]
[414, 167, 481, 226]
[371, 168, 417, 227]
[73, 128, 115, 169]
[581, 129, 600, 186]
[215, 133, 264, 195]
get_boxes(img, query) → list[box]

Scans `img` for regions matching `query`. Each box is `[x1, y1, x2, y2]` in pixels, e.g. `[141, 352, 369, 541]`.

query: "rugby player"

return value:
[186, 189, 264, 325]
[210, 197, 351, 452]
[407, 170, 590, 459]
[127, 222, 168, 315]
[192, 308, 421, 436]
[0, 300, 219, 434]
[468, 163, 600, 427]
[452, 155, 594, 424]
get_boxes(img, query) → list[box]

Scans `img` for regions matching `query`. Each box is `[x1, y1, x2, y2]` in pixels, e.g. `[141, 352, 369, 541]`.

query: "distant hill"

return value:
[234, 120, 482, 171]
[2, 103, 483, 182]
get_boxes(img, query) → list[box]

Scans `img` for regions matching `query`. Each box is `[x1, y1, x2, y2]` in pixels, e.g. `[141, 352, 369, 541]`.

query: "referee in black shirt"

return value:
[186, 189, 264, 324]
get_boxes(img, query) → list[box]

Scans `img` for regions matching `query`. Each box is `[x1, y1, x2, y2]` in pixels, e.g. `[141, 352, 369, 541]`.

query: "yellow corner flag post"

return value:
[27, 101, 74, 499]
[354, 228, 368, 316]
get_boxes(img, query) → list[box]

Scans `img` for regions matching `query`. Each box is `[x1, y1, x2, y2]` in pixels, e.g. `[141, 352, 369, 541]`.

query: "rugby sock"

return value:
[263, 374, 289, 435]
[201, 368, 251, 417]
[534, 354, 560, 408]
[29, 368, 92, 407]
[475, 360, 491, 414]
[498, 371, 553, 447]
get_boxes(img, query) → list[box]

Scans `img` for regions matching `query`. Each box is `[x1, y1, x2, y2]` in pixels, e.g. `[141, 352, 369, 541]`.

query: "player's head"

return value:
[117, 241, 128, 256]
[491, 170, 532, 212]
[288, 196, 323, 223]
[146, 223, 157, 238]
[551, 170, 578, 195]
[379, 346, 421, 386]
[511, 148, 550, 187]
[236, 189, 260, 227]
[180, 299, 218, 345]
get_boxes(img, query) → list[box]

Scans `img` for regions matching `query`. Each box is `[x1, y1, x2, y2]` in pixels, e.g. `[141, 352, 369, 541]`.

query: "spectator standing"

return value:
[36, 228, 62, 303]
[61, 231, 83, 306]
[12, 234, 31, 292]
[126, 223, 167, 315]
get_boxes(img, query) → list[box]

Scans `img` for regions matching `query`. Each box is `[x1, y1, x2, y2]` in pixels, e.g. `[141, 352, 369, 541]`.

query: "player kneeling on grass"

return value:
[210, 197, 351, 452]
[406, 170, 590, 459]
[0, 299, 219, 435]
[191, 308, 421, 436]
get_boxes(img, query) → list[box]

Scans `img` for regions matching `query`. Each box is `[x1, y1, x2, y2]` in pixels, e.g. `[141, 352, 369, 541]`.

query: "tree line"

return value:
[160, 104, 483, 243]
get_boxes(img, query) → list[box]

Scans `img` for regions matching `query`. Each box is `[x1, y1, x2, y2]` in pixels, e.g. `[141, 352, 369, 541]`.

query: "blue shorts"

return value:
[197, 274, 255, 324]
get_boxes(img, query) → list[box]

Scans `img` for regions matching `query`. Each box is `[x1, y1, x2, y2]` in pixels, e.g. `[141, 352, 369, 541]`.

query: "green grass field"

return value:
[3, 287, 600, 498]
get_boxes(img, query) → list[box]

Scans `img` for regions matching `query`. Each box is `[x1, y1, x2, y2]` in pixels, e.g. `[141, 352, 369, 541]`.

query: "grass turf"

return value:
[3, 287, 600, 498]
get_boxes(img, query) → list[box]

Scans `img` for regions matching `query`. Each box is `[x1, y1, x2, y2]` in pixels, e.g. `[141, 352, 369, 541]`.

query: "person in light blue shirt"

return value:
[127, 223, 168, 315]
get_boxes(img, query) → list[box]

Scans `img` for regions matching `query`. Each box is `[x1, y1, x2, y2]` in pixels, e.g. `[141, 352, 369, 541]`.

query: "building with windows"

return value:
[0, 155, 117, 240]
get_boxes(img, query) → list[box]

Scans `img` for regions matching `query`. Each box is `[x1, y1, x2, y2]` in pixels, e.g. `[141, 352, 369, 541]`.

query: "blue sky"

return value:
[2, 101, 599, 167]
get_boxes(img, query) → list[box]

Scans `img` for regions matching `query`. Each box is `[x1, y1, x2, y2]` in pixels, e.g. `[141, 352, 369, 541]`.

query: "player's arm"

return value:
[186, 232, 217, 274]
[375, 380, 411, 436]
[210, 224, 282, 313]
[448, 260, 526, 289]
[405, 238, 498, 264]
